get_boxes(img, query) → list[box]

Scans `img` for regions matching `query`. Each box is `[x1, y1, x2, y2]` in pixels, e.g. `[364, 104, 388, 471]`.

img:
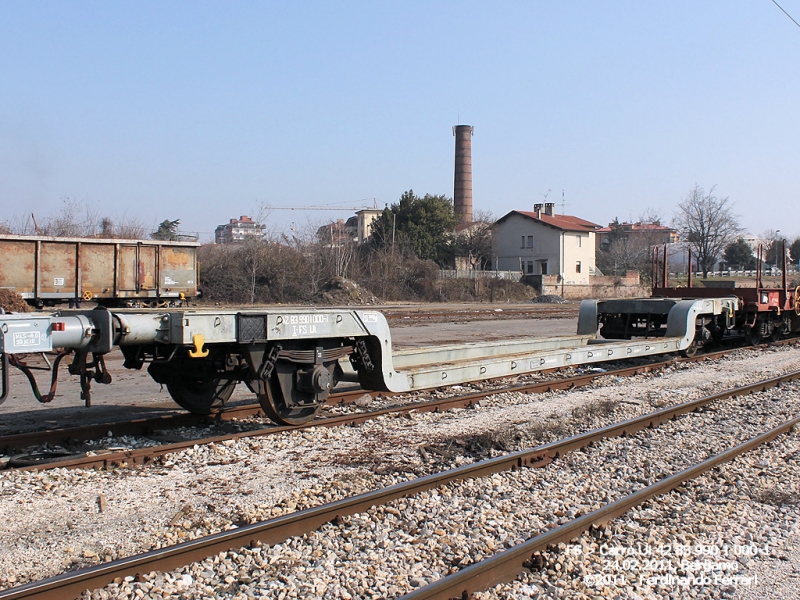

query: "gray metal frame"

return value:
[0, 296, 742, 410]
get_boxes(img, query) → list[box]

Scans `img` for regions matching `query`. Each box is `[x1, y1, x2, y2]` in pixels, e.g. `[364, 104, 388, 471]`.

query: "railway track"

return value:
[2, 369, 797, 599]
[382, 304, 579, 323]
[0, 364, 652, 470]
[2, 340, 783, 471]
[400, 418, 798, 600]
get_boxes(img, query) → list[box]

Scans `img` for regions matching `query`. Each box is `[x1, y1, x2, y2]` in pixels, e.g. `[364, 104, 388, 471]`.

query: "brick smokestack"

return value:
[453, 125, 474, 224]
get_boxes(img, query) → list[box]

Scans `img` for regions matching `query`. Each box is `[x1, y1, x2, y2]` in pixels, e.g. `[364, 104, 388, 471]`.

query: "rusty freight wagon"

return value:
[0, 234, 199, 307]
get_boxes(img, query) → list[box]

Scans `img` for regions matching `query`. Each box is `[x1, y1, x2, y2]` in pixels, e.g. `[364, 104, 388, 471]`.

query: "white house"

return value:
[493, 203, 600, 285]
[214, 215, 265, 244]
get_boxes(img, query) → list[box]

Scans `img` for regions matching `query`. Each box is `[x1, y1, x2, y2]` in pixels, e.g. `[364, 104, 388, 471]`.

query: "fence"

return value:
[673, 267, 799, 278]
[438, 269, 522, 281]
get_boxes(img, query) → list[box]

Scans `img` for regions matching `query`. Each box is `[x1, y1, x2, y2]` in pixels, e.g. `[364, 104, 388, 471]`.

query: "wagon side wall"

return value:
[0, 235, 199, 305]
[0, 240, 36, 298]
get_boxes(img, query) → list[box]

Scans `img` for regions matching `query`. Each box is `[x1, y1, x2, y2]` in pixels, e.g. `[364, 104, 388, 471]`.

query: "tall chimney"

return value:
[453, 125, 474, 224]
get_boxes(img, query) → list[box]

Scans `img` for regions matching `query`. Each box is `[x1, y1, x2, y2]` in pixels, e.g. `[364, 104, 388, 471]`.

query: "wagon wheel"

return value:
[680, 326, 705, 358]
[681, 342, 699, 358]
[166, 374, 237, 414]
[744, 325, 761, 346]
[256, 361, 337, 426]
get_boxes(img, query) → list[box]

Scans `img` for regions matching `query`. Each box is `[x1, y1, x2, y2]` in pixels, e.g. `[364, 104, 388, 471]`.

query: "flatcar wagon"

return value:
[0, 242, 796, 425]
[0, 234, 199, 308]
[589, 243, 800, 354]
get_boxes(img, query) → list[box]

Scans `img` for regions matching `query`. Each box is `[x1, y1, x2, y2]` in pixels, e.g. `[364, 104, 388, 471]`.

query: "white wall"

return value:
[494, 213, 595, 284]
[356, 210, 383, 244]
[563, 230, 596, 284]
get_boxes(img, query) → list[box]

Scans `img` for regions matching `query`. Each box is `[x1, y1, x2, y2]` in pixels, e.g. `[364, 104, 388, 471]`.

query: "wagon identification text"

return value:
[13, 331, 42, 347]
[287, 313, 330, 337]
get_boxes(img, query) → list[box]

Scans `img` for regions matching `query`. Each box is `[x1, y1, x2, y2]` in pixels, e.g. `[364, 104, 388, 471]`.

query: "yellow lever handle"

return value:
[188, 333, 209, 358]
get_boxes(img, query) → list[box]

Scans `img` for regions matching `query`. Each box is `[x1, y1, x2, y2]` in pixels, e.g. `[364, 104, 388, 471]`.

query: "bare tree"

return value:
[267, 238, 308, 303]
[596, 212, 667, 280]
[597, 233, 652, 277]
[362, 241, 400, 300]
[673, 185, 742, 278]
[451, 210, 495, 270]
[758, 229, 796, 272]
[638, 207, 665, 226]
[3, 214, 37, 235]
[37, 198, 96, 237]
[237, 204, 274, 304]
[314, 221, 357, 280]
[113, 217, 149, 239]
[6, 200, 150, 239]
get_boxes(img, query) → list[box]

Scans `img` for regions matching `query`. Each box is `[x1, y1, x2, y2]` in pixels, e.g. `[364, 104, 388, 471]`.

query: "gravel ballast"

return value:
[0, 345, 798, 598]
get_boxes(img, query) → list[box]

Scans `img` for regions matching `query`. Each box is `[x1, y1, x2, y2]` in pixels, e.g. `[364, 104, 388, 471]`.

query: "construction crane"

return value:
[265, 199, 380, 212]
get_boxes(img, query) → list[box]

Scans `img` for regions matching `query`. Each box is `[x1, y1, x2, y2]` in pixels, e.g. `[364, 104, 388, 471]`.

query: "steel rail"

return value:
[4, 335, 797, 462]
[0, 360, 614, 456]
[382, 306, 580, 320]
[399, 416, 800, 600]
[6, 359, 677, 471]
[0, 388, 371, 455]
[2, 370, 798, 600]
[7, 346, 797, 471]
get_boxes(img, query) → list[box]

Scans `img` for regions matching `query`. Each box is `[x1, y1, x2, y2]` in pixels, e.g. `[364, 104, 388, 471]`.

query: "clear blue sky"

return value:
[2, 1, 798, 242]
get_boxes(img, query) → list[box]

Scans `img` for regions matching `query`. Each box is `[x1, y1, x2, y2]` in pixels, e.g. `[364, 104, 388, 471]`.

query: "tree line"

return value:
[597, 185, 800, 279]
[0, 191, 511, 304]
[3, 186, 797, 305]
[0, 198, 198, 241]
[197, 190, 507, 304]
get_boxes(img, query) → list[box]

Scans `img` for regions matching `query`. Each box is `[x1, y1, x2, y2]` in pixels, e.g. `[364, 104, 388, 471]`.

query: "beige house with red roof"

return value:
[493, 203, 601, 285]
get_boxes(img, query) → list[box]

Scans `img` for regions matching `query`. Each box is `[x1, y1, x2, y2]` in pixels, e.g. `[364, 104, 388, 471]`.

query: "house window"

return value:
[576, 235, 582, 247]
[521, 236, 525, 249]
[576, 261, 582, 273]
[539, 261, 548, 275]
[527, 235, 533, 249]
[526, 261, 534, 274]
